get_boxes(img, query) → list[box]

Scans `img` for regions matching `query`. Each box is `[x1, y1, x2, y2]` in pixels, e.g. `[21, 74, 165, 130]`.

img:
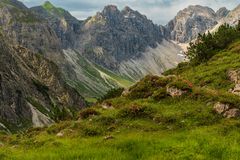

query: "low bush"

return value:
[82, 126, 103, 137]
[152, 88, 167, 101]
[79, 108, 100, 119]
[46, 121, 72, 134]
[99, 88, 124, 102]
[168, 78, 193, 91]
[127, 75, 174, 99]
[95, 116, 115, 126]
[118, 105, 155, 119]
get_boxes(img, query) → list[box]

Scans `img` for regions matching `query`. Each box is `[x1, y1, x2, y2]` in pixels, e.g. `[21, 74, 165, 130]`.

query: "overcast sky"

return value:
[19, 0, 240, 25]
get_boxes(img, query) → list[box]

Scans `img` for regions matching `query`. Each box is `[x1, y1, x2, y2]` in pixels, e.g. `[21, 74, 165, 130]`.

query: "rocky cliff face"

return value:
[76, 5, 184, 80]
[0, 0, 65, 63]
[216, 7, 230, 19]
[165, 5, 229, 43]
[0, 35, 86, 132]
[31, 1, 82, 49]
[211, 5, 240, 32]
[78, 5, 164, 70]
[0, 0, 87, 132]
[30, 3, 182, 95]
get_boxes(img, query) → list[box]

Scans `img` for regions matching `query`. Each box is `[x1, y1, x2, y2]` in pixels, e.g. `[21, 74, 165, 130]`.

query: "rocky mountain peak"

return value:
[43, 1, 54, 8]
[216, 7, 230, 19]
[102, 5, 120, 15]
[121, 6, 139, 19]
[165, 5, 219, 43]
[0, 0, 27, 9]
[40, 0, 72, 19]
[178, 5, 216, 19]
[122, 6, 134, 12]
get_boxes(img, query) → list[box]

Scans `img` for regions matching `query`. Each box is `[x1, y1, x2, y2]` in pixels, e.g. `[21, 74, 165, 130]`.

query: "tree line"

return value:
[187, 21, 240, 64]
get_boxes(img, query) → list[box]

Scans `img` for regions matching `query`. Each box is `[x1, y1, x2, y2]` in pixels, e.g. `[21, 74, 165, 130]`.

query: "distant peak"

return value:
[42, 1, 55, 10]
[123, 6, 134, 12]
[41, 1, 67, 17]
[43, 1, 53, 6]
[103, 5, 119, 13]
[216, 7, 230, 18]
[0, 0, 27, 9]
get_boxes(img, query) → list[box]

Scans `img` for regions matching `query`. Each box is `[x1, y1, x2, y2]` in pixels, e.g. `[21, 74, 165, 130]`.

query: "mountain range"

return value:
[0, 0, 240, 131]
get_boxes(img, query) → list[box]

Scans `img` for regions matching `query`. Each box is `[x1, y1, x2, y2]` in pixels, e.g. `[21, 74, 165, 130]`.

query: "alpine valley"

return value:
[1, 0, 240, 159]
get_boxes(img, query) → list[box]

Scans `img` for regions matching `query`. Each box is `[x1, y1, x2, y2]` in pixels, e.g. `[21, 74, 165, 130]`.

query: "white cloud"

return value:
[19, 0, 240, 24]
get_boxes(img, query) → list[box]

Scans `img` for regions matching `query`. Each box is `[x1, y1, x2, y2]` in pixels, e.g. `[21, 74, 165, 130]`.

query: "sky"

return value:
[19, 0, 240, 25]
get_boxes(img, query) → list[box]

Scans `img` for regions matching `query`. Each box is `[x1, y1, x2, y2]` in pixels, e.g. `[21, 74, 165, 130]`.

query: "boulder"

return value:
[122, 88, 130, 97]
[228, 69, 240, 95]
[223, 108, 240, 118]
[213, 102, 230, 114]
[227, 69, 240, 84]
[167, 87, 187, 97]
[102, 102, 114, 110]
[232, 84, 240, 96]
[56, 132, 64, 137]
[104, 135, 114, 140]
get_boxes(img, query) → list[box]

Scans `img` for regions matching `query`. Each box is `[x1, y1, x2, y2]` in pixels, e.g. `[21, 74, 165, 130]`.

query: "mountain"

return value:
[0, 0, 239, 132]
[79, 5, 163, 69]
[0, 0, 133, 99]
[165, 5, 229, 43]
[1, 24, 240, 159]
[72, 5, 183, 80]
[0, 0, 87, 132]
[0, 34, 86, 132]
[211, 5, 240, 32]
[31, 1, 82, 48]
[30, 3, 183, 97]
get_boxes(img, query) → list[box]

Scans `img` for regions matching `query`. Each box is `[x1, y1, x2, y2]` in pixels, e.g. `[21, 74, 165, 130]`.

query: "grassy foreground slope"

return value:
[1, 33, 240, 159]
[0, 97, 238, 160]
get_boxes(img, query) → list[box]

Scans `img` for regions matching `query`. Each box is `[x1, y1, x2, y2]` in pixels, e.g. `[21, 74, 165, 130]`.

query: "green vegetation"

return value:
[187, 23, 240, 64]
[1, 24, 240, 159]
[0, 96, 237, 160]
[0, 0, 41, 23]
[98, 88, 124, 102]
[42, 1, 66, 17]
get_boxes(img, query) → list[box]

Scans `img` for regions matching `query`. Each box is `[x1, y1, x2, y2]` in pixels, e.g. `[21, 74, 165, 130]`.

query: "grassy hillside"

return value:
[164, 40, 240, 91]
[1, 28, 240, 159]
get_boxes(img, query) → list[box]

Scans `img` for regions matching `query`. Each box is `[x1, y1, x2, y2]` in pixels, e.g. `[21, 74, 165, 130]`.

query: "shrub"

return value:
[82, 126, 103, 137]
[168, 78, 193, 91]
[187, 23, 240, 64]
[95, 116, 115, 125]
[99, 88, 124, 102]
[163, 62, 190, 76]
[127, 75, 173, 99]
[79, 108, 100, 119]
[152, 88, 167, 101]
[46, 121, 72, 134]
[118, 105, 155, 119]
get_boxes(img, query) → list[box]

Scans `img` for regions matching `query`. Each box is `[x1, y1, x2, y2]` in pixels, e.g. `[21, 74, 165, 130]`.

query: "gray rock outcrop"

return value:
[165, 5, 229, 43]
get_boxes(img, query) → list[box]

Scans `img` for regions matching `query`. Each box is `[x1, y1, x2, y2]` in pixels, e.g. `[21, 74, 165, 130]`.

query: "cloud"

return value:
[19, 0, 240, 24]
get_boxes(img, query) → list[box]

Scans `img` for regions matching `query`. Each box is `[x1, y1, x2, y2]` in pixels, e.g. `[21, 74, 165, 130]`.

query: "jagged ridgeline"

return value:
[22, 0, 183, 99]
